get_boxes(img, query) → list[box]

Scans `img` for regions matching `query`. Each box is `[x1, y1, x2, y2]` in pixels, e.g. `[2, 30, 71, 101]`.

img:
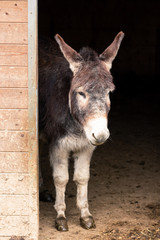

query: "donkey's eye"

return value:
[78, 91, 86, 98]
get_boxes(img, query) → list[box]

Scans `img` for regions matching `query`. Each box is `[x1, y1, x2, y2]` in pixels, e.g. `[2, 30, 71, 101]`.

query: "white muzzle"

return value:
[84, 117, 110, 146]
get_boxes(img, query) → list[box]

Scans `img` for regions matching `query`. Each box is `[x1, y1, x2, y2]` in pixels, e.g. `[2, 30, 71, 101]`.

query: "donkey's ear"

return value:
[55, 34, 83, 74]
[99, 31, 124, 70]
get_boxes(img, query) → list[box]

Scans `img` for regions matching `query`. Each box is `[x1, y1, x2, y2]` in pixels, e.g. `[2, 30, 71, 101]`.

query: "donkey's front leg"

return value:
[50, 146, 69, 231]
[73, 147, 96, 230]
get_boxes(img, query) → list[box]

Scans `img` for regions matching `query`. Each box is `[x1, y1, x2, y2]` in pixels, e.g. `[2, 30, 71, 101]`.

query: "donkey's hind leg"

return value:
[39, 137, 54, 202]
[50, 145, 69, 231]
[73, 146, 96, 230]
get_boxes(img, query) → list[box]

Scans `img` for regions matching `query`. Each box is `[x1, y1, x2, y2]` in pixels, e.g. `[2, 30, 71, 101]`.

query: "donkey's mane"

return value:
[79, 47, 99, 62]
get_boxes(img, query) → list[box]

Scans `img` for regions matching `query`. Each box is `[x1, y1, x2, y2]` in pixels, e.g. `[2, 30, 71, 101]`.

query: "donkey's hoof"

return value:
[80, 216, 96, 230]
[55, 217, 68, 232]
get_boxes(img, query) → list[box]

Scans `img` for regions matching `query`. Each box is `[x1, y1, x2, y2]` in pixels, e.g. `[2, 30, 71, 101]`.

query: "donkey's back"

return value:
[39, 37, 73, 142]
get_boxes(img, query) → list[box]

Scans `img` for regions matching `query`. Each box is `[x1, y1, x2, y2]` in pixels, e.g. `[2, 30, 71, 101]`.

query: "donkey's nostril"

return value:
[92, 133, 97, 140]
[92, 132, 109, 145]
[92, 133, 103, 142]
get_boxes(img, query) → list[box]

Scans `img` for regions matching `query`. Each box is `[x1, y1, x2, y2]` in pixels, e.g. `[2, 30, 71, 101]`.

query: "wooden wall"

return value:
[0, 1, 38, 239]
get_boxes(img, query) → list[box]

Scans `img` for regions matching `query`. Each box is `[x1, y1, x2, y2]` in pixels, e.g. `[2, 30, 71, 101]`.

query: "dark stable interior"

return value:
[38, 1, 160, 238]
[38, 0, 160, 114]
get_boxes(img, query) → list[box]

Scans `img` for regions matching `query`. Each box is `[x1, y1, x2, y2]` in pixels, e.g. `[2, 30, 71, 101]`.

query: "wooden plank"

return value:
[0, 109, 28, 130]
[0, 216, 29, 236]
[0, 44, 28, 66]
[0, 131, 28, 152]
[0, 1, 28, 23]
[0, 23, 28, 44]
[0, 173, 29, 194]
[0, 152, 29, 173]
[0, 88, 28, 109]
[0, 195, 29, 216]
[0, 66, 28, 87]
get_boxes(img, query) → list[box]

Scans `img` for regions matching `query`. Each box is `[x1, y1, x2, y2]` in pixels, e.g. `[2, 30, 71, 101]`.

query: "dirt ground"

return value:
[39, 94, 160, 240]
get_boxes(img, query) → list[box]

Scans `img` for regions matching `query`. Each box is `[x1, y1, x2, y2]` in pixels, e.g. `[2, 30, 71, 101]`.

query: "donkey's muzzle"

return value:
[84, 117, 110, 146]
[91, 130, 110, 146]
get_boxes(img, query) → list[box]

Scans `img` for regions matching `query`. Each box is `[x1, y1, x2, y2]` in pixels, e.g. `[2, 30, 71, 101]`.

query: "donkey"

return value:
[39, 32, 124, 231]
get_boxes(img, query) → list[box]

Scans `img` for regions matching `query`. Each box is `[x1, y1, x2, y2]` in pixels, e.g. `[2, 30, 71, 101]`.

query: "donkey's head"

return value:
[55, 32, 124, 146]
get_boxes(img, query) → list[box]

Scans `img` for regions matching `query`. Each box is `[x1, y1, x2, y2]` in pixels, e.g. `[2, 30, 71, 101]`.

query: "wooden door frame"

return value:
[28, 0, 39, 239]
